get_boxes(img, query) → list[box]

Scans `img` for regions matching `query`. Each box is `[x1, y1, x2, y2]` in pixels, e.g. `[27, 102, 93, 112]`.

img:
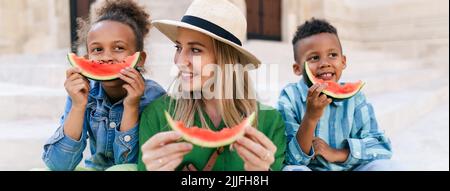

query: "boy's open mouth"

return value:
[316, 72, 335, 81]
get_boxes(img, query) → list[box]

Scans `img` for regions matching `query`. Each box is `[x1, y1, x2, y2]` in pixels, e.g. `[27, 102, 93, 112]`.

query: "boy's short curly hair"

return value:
[292, 18, 341, 62]
[76, 0, 151, 52]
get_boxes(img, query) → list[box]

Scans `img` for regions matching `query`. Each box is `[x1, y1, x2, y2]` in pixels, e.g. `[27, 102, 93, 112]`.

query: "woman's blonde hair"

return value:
[168, 39, 258, 129]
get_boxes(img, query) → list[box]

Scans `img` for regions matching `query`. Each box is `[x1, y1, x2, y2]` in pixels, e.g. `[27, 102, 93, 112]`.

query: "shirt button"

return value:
[109, 122, 117, 129]
[355, 152, 360, 157]
[124, 135, 132, 143]
[373, 153, 378, 157]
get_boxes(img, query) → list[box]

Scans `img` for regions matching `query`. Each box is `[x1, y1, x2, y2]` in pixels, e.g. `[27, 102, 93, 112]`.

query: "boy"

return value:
[277, 18, 395, 171]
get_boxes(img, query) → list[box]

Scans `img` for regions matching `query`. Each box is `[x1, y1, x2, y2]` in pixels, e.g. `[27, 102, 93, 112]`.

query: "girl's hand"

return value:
[305, 83, 332, 121]
[233, 126, 277, 171]
[119, 67, 145, 108]
[64, 67, 90, 108]
[141, 131, 193, 171]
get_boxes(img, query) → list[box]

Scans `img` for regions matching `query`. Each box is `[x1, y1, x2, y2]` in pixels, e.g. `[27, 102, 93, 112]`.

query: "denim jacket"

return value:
[42, 79, 165, 171]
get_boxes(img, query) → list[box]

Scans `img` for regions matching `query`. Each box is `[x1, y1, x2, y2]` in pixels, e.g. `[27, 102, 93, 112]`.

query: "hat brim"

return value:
[152, 20, 261, 68]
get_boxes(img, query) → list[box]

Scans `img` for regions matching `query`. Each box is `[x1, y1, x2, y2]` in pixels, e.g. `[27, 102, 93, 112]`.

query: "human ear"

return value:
[293, 63, 302, 76]
[342, 55, 347, 70]
[137, 51, 147, 67]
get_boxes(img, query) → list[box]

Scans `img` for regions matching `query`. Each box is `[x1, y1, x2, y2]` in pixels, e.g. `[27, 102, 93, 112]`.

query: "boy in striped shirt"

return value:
[278, 18, 398, 171]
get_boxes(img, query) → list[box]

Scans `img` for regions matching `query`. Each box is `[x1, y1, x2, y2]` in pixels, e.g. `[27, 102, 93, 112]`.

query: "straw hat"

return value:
[152, 0, 261, 67]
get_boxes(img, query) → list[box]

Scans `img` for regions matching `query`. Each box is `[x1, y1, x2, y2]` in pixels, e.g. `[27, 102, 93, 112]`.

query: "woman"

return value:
[138, 0, 286, 171]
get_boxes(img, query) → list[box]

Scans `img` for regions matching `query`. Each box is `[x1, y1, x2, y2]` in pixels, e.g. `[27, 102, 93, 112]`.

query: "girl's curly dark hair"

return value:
[76, 0, 151, 52]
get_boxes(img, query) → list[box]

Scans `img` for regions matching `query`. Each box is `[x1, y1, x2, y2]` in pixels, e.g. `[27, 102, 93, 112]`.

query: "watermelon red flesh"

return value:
[165, 112, 255, 148]
[67, 52, 141, 81]
[303, 62, 365, 100]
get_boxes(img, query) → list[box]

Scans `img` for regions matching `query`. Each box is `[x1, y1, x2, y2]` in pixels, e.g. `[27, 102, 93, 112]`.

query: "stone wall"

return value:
[1, 0, 448, 67]
[280, 0, 449, 68]
[0, 0, 70, 55]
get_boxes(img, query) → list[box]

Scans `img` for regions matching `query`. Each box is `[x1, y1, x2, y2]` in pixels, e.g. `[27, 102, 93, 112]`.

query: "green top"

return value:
[138, 95, 286, 171]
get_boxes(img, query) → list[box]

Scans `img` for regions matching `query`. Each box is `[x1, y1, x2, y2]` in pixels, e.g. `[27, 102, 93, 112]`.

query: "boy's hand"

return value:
[313, 137, 349, 163]
[305, 83, 332, 121]
[65, 67, 90, 108]
[119, 67, 145, 108]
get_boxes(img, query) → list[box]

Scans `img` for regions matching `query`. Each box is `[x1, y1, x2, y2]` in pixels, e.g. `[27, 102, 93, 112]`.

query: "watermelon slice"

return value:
[303, 62, 365, 101]
[67, 52, 141, 81]
[165, 111, 256, 148]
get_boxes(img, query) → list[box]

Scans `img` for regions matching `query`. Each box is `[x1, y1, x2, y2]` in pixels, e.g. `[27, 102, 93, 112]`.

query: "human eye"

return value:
[114, 46, 125, 51]
[175, 45, 182, 52]
[329, 52, 339, 58]
[307, 55, 320, 62]
[192, 48, 202, 54]
[91, 47, 103, 53]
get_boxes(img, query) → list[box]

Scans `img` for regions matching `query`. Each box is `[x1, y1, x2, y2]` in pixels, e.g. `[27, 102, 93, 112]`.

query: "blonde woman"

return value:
[138, 0, 286, 171]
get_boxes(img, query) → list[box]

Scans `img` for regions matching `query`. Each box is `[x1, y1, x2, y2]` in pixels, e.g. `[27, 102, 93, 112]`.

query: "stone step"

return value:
[0, 83, 66, 121]
[0, 64, 444, 121]
[0, 119, 86, 170]
[0, 49, 69, 88]
[0, 119, 57, 170]
[372, 81, 449, 137]
[344, 59, 425, 76]
[343, 67, 447, 96]
[256, 67, 447, 107]
[0, 41, 426, 90]
[390, 102, 449, 171]
[0, 119, 56, 140]
[0, 64, 67, 89]
[244, 40, 425, 74]
[0, 118, 92, 170]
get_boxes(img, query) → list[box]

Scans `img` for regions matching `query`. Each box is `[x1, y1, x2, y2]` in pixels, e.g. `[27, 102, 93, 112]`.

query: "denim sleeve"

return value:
[343, 100, 393, 167]
[113, 123, 139, 164]
[42, 97, 88, 171]
[277, 89, 314, 166]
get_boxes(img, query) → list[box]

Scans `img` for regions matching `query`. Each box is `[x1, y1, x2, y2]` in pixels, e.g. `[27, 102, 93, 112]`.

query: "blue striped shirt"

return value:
[277, 78, 392, 171]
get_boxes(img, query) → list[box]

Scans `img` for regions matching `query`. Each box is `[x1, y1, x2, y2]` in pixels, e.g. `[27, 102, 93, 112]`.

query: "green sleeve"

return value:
[269, 110, 287, 171]
[137, 97, 167, 171]
[258, 104, 287, 171]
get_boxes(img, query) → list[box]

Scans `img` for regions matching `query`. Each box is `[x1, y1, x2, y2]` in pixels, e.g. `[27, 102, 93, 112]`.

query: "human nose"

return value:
[175, 50, 191, 69]
[99, 50, 116, 63]
[318, 59, 331, 68]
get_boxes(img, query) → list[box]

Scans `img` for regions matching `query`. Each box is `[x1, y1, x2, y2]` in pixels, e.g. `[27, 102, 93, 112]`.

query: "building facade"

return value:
[1, 0, 448, 66]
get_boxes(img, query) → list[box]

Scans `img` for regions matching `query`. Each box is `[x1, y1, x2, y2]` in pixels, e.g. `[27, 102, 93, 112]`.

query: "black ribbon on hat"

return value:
[181, 15, 242, 46]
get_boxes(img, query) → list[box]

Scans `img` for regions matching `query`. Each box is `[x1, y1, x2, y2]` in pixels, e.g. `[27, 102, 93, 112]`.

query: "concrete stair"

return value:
[371, 81, 449, 137]
[0, 83, 66, 121]
[390, 103, 449, 171]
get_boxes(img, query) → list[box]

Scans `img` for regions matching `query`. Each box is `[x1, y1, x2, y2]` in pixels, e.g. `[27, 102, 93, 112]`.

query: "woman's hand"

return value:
[119, 67, 145, 108]
[64, 67, 90, 108]
[233, 126, 277, 171]
[141, 131, 193, 171]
